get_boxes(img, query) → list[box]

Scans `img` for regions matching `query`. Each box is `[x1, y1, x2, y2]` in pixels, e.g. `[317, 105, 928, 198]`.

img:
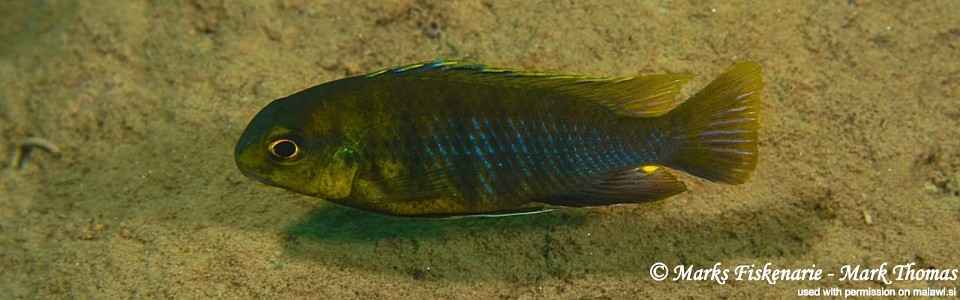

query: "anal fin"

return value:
[540, 166, 687, 207]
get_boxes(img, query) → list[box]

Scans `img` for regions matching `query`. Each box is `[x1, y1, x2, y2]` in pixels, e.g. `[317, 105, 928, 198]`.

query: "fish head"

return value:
[234, 97, 361, 200]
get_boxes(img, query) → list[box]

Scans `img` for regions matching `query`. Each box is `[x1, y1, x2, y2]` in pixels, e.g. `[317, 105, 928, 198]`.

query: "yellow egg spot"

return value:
[640, 165, 660, 174]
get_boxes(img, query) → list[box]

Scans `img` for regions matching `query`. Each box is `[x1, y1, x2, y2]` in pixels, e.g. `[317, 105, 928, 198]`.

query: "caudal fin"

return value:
[664, 62, 762, 184]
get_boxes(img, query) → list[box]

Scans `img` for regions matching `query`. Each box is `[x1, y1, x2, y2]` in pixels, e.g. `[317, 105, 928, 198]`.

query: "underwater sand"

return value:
[1, 0, 958, 298]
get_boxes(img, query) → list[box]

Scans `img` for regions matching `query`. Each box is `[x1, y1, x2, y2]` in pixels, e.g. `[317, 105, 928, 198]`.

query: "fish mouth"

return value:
[235, 165, 262, 183]
[243, 172, 265, 184]
[234, 136, 269, 185]
[234, 159, 269, 185]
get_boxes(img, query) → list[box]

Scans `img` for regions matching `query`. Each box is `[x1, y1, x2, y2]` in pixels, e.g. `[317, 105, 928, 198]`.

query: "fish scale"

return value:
[382, 99, 661, 208]
[234, 60, 763, 217]
[414, 112, 627, 200]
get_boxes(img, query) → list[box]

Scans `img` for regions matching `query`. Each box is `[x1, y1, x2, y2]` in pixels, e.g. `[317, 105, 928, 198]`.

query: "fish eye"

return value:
[268, 138, 302, 161]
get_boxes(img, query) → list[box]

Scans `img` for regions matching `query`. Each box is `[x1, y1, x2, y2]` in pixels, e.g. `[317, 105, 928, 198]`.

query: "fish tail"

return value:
[663, 61, 762, 184]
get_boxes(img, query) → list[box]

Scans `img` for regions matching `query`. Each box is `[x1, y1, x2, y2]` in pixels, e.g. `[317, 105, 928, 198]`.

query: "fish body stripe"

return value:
[402, 112, 653, 202]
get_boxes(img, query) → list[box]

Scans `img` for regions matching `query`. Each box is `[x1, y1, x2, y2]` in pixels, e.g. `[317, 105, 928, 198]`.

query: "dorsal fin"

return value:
[365, 60, 696, 117]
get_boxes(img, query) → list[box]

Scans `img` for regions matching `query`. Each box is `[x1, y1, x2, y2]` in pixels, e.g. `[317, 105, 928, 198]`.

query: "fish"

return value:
[234, 60, 762, 217]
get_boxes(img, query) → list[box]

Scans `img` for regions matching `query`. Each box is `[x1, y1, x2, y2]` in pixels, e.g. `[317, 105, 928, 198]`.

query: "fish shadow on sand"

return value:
[281, 193, 831, 283]
[283, 205, 587, 241]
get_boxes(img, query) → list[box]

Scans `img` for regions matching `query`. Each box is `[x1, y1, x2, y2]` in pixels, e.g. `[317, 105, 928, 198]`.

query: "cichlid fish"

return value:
[235, 61, 762, 217]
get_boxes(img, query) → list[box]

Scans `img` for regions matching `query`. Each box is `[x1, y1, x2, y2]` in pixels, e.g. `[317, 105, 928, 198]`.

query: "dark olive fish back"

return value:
[234, 61, 762, 217]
